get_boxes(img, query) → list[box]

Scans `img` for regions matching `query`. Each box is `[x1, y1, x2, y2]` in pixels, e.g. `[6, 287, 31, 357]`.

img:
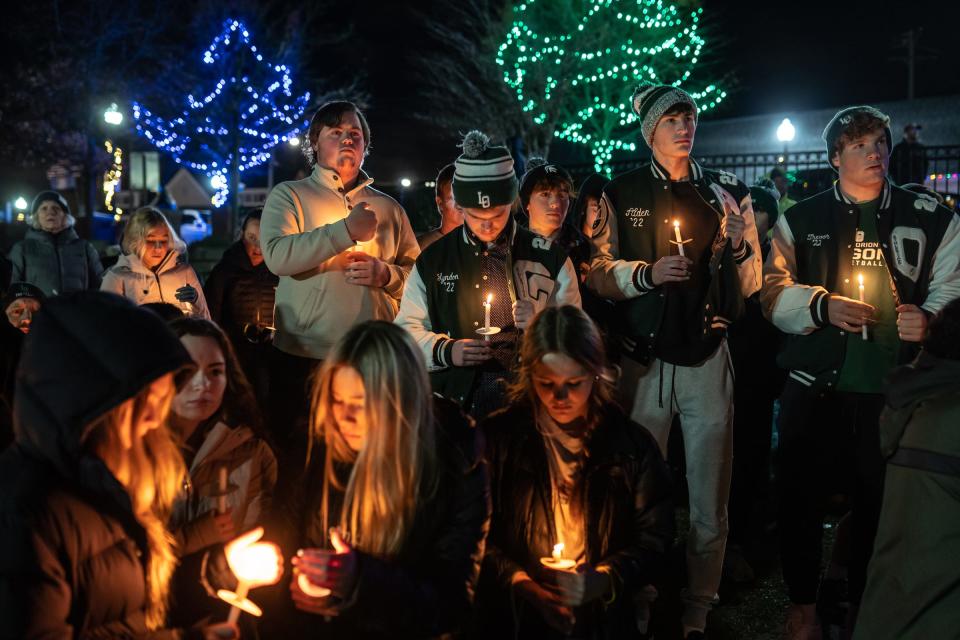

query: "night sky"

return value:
[353, 0, 960, 182]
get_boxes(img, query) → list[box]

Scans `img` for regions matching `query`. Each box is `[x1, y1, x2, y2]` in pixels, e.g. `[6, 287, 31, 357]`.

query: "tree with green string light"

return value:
[497, 0, 728, 173]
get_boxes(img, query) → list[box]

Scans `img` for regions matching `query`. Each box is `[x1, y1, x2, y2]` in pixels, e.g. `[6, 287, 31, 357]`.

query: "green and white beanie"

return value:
[631, 81, 699, 147]
[452, 130, 518, 209]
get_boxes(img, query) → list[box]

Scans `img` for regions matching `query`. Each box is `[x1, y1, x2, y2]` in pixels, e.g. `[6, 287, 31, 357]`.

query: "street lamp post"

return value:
[776, 117, 796, 166]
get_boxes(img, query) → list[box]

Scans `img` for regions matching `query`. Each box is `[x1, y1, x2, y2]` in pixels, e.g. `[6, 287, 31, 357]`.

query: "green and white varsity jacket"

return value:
[761, 179, 960, 391]
[395, 221, 581, 406]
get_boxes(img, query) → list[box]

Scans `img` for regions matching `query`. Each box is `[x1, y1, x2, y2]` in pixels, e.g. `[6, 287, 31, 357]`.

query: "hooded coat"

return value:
[0, 291, 195, 639]
[8, 226, 104, 296]
[854, 351, 960, 640]
[101, 252, 210, 319]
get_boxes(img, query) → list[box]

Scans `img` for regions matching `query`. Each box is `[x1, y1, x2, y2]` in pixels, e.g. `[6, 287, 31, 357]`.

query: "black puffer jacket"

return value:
[0, 291, 194, 639]
[203, 241, 278, 341]
[8, 226, 103, 296]
[263, 396, 490, 639]
[479, 401, 674, 639]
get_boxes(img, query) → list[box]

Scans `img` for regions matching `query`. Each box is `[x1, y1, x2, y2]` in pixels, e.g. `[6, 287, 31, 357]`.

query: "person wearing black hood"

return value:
[0, 291, 238, 639]
[853, 298, 960, 639]
[203, 209, 279, 404]
[7, 190, 104, 296]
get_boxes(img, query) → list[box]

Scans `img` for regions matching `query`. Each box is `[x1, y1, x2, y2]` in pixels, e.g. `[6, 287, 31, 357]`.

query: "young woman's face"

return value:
[331, 366, 368, 452]
[116, 373, 175, 451]
[171, 335, 227, 425]
[142, 225, 171, 270]
[532, 352, 595, 425]
[527, 186, 570, 238]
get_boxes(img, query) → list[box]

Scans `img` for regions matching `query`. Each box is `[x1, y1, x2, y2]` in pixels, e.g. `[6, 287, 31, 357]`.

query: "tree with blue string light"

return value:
[131, 18, 311, 219]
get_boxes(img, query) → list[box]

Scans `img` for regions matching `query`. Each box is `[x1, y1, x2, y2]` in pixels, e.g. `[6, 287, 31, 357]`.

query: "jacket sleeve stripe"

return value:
[585, 192, 650, 300]
[394, 264, 453, 372]
[761, 215, 828, 335]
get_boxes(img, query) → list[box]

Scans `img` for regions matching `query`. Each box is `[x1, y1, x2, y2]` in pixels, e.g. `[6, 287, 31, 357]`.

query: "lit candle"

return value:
[483, 294, 492, 333]
[217, 466, 228, 515]
[671, 219, 692, 257]
[540, 542, 576, 571]
[217, 527, 283, 624]
[858, 273, 868, 341]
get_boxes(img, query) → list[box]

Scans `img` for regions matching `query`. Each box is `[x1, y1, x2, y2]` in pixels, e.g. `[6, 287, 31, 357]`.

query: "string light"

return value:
[102, 141, 123, 213]
[131, 19, 311, 207]
[496, 0, 727, 174]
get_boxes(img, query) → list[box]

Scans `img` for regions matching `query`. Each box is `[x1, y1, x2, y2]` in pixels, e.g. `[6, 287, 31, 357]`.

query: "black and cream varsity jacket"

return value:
[395, 222, 581, 406]
[761, 179, 960, 391]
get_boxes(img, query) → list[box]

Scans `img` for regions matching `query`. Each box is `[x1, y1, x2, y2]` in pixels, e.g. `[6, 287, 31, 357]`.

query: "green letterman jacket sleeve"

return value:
[921, 211, 960, 315]
[395, 264, 456, 371]
[761, 215, 830, 335]
[586, 192, 656, 299]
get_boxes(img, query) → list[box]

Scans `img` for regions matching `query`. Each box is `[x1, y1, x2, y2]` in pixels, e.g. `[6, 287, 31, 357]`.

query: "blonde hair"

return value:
[82, 380, 186, 630]
[122, 207, 186, 258]
[308, 321, 437, 558]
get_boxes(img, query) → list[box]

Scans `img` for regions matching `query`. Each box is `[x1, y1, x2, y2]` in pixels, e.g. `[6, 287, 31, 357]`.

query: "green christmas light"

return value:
[497, 0, 726, 174]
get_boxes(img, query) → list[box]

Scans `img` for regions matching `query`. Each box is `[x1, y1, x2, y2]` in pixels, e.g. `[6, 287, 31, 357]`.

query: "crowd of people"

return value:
[1, 83, 958, 640]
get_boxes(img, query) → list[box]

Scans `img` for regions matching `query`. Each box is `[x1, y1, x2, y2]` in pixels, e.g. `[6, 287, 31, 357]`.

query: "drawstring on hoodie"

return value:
[656, 359, 679, 414]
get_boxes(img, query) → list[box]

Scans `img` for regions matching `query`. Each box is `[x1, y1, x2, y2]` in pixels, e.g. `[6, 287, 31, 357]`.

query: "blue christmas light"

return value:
[132, 19, 311, 207]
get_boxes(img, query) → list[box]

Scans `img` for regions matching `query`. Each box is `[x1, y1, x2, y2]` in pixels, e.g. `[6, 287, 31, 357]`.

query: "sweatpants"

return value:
[777, 380, 885, 606]
[620, 341, 734, 632]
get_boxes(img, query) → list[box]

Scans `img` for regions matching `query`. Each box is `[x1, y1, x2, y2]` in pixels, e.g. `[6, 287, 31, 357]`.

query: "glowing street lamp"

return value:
[776, 118, 796, 143]
[400, 178, 412, 188]
[288, 136, 300, 147]
[14, 197, 27, 210]
[104, 103, 124, 126]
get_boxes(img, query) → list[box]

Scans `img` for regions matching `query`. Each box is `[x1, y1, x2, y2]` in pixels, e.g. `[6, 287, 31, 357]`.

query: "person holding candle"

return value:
[396, 131, 581, 419]
[260, 100, 420, 467]
[761, 105, 960, 639]
[0, 291, 237, 639]
[166, 318, 277, 557]
[587, 81, 762, 639]
[203, 208, 280, 407]
[262, 320, 490, 639]
[478, 305, 674, 639]
[101, 206, 210, 319]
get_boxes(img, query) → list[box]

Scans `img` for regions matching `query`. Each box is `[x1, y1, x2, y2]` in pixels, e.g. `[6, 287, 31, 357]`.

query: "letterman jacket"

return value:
[586, 158, 763, 364]
[395, 221, 581, 406]
[761, 180, 960, 391]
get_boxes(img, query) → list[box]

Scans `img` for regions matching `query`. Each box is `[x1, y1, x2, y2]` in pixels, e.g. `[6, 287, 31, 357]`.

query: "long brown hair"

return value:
[508, 305, 616, 430]
[82, 379, 185, 630]
[308, 321, 438, 558]
[168, 317, 263, 434]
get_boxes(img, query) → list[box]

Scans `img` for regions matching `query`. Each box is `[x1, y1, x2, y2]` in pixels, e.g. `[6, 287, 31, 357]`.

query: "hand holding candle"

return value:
[292, 528, 358, 608]
[218, 527, 283, 624]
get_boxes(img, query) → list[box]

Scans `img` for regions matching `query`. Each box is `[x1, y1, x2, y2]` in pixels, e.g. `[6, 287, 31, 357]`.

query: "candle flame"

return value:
[227, 543, 282, 584]
[486, 293, 493, 304]
[857, 273, 864, 286]
[552, 543, 564, 561]
[673, 219, 680, 228]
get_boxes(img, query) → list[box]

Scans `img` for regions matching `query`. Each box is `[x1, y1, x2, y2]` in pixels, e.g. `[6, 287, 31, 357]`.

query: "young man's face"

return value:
[314, 110, 366, 176]
[527, 185, 570, 238]
[435, 181, 464, 229]
[462, 203, 512, 243]
[6, 297, 41, 334]
[833, 128, 889, 192]
[651, 109, 696, 162]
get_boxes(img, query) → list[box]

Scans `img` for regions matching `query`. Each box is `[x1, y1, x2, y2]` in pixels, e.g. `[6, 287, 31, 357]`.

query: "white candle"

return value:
[227, 581, 249, 625]
[483, 294, 492, 333]
[217, 466, 228, 514]
[673, 220, 686, 257]
[858, 273, 868, 341]
[540, 542, 576, 571]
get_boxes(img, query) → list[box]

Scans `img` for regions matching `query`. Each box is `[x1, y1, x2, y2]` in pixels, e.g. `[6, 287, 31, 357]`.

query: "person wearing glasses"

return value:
[101, 206, 210, 319]
[204, 209, 279, 404]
